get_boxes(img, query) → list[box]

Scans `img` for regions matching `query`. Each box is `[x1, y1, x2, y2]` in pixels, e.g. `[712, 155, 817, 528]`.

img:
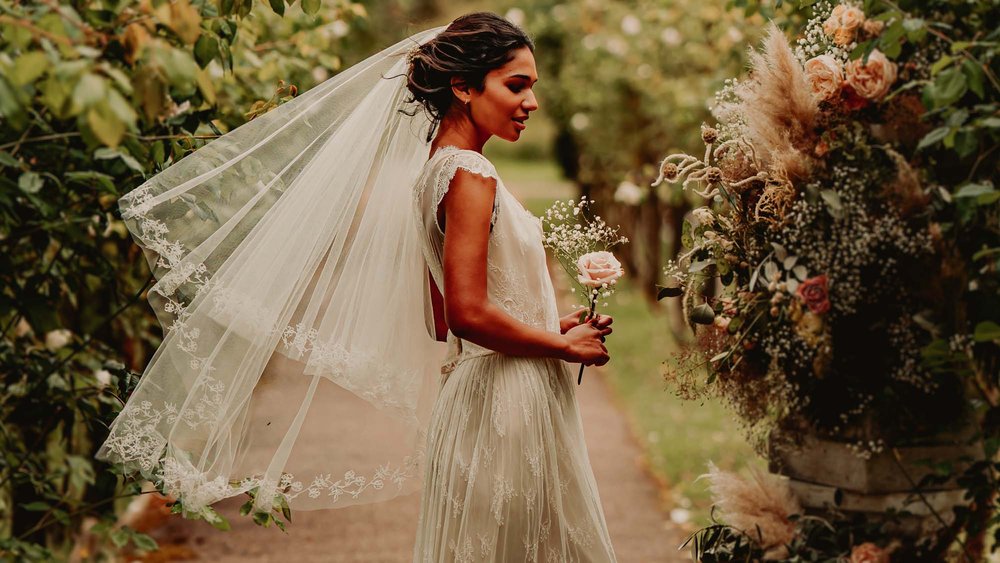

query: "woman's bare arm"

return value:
[440, 169, 610, 365]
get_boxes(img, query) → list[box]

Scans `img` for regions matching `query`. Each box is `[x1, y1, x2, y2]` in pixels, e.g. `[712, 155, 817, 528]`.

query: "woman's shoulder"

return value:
[430, 146, 499, 183]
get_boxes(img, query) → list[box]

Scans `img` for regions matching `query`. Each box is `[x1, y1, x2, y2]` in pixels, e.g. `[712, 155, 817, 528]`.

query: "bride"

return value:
[97, 11, 616, 562]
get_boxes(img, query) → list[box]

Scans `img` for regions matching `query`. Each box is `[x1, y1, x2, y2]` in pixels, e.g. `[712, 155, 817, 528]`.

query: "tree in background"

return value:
[0, 0, 434, 558]
[515, 0, 757, 329]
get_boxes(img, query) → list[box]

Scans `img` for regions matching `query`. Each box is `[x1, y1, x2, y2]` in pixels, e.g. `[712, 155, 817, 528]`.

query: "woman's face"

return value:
[468, 46, 539, 142]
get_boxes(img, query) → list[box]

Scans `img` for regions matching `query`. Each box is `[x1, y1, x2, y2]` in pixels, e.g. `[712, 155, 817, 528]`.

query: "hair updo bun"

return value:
[406, 12, 533, 137]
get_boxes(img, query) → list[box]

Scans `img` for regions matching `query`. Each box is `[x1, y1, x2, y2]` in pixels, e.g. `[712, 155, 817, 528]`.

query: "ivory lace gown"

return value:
[411, 147, 617, 563]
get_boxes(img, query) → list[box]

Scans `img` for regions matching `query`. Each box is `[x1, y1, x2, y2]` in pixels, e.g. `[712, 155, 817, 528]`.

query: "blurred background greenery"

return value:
[0, 0, 795, 558]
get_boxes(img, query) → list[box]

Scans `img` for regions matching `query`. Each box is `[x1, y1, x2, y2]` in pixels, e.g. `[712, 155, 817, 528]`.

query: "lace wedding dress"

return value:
[411, 146, 617, 563]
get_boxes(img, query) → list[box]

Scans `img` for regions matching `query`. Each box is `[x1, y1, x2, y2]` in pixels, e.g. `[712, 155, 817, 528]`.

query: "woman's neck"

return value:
[430, 112, 489, 155]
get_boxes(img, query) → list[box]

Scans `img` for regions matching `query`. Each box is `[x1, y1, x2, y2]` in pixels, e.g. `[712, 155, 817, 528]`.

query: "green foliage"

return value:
[0, 0, 432, 558]
[514, 0, 761, 298]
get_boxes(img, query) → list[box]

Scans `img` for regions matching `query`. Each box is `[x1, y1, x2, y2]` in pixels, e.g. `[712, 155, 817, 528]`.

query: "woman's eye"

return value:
[508, 85, 523, 93]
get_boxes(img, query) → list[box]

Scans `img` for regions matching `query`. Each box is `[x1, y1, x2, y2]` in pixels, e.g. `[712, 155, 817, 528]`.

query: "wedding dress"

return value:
[411, 146, 617, 563]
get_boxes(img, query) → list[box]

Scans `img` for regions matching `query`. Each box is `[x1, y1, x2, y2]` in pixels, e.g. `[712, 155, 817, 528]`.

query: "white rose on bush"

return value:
[577, 251, 624, 288]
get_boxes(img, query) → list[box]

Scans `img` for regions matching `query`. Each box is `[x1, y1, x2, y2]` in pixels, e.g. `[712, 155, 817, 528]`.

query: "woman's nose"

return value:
[524, 90, 539, 111]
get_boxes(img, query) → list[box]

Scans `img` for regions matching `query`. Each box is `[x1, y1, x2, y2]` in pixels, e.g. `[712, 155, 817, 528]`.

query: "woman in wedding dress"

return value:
[95, 8, 615, 561]
[408, 13, 617, 563]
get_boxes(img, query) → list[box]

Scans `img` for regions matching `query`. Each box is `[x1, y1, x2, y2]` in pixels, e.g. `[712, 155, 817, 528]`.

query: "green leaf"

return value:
[87, 101, 126, 147]
[690, 303, 716, 325]
[65, 171, 116, 192]
[961, 59, 985, 99]
[954, 182, 994, 198]
[953, 129, 978, 158]
[18, 171, 44, 194]
[10, 52, 50, 86]
[252, 511, 272, 527]
[194, 34, 219, 68]
[21, 501, 50, 511]
[72, 73, 108, 111]
[930, 68, 968, 108]
[94, 147, 144, 173]
[268, 0, 284, 15]
[657, 286, 683, 300]
[300, 0, 320, 15]
[0, 150, 19, 169]
[131, 533, 158, 552]
[917, 127, 950, 150]
[110, 528, 130, 548]
[973, 321, 1000, 342]
[929, 55, 954, 77]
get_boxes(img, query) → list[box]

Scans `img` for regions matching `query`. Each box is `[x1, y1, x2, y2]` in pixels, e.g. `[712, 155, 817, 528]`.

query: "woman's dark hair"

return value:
[406, 12, 533, 138]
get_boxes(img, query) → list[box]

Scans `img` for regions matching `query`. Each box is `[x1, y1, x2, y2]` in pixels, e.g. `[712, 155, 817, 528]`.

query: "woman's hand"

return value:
[559, 308, 614, 335]
[561, 322, 612, 366]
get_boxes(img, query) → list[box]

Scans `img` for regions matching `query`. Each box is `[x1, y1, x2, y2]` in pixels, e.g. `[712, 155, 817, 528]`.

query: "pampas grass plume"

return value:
[702, 461, 801, 559]
[730, 23, 819, 184]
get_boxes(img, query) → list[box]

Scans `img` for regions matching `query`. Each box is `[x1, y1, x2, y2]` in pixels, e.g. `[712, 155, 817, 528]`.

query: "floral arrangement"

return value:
[541, 197, 628, 383]
[655, 0, 998, 558]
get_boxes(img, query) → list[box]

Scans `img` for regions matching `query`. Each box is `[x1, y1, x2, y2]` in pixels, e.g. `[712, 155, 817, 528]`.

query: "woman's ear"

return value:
[450, 76, 472, 105]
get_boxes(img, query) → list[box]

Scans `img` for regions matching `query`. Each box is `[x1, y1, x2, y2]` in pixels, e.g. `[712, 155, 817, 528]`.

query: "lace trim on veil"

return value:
[106, 183, 426, 515]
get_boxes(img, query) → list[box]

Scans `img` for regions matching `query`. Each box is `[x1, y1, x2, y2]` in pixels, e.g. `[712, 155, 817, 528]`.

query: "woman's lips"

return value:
[512, 117, 527, 131]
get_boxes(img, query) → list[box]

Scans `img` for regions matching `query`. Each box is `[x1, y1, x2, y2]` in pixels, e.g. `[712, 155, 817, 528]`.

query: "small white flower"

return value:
[45, 329, 73, 351]
[660, 27, 682, 47]
[505, 8, 525, 27]
[614, 181, 644, 206]
[328, 20, 350, 39]
[94, 369, 112, 386]
[570, 113, 591, 131]
[621, 15, 641, 36]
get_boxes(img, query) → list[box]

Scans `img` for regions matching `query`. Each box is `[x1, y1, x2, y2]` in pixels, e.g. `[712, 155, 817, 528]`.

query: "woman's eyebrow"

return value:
[508, 73, 538, 83]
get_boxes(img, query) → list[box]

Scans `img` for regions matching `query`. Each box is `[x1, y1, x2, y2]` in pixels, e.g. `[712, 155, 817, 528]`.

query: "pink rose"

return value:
[850, 542, 888, 563]
[805, 55, 844, 101]
[796, 274, 831, 315]
[845, 49, 898, 100]
[577, 251, 624, 288]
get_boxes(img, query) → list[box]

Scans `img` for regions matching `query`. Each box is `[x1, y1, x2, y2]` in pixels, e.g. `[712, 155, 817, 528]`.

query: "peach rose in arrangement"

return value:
[577, 251, 624, 288]
[805, 55, 844, 100]
[824, 5, 866, 45]
[850, 542, 889, 563]
[822, 5, 846, 36]
[846, 49, 898, 100]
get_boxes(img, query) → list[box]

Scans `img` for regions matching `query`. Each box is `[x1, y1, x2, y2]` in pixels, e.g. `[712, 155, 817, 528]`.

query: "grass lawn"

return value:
[494, 155, 761, 528]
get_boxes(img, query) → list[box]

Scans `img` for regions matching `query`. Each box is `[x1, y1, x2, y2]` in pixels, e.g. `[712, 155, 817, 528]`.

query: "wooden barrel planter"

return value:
[768, 433, 984, 540]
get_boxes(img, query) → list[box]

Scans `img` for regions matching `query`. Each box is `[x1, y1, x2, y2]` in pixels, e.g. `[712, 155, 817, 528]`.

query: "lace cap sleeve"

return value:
[432, 150, 500, 234]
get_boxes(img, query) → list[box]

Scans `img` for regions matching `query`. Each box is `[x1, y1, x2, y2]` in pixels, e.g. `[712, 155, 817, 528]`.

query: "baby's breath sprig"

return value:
[541, 196, 629, 304]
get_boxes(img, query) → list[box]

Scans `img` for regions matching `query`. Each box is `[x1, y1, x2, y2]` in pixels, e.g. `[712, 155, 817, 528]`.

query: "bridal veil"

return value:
[97, 26, 449, 517]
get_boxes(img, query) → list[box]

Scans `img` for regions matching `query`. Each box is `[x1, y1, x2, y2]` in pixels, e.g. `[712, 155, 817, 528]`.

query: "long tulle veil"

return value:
[97, 26, 449, 517]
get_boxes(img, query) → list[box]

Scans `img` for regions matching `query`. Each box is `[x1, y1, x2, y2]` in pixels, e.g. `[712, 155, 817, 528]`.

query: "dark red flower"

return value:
[797, 275, 831, 314]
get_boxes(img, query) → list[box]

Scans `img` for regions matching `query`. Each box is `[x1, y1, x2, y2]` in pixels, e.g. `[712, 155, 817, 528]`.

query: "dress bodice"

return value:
[412, 146, 561, 369]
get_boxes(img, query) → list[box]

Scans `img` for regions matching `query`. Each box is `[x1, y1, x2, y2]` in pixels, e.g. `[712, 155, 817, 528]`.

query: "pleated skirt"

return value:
[412, 353, 616, 563]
